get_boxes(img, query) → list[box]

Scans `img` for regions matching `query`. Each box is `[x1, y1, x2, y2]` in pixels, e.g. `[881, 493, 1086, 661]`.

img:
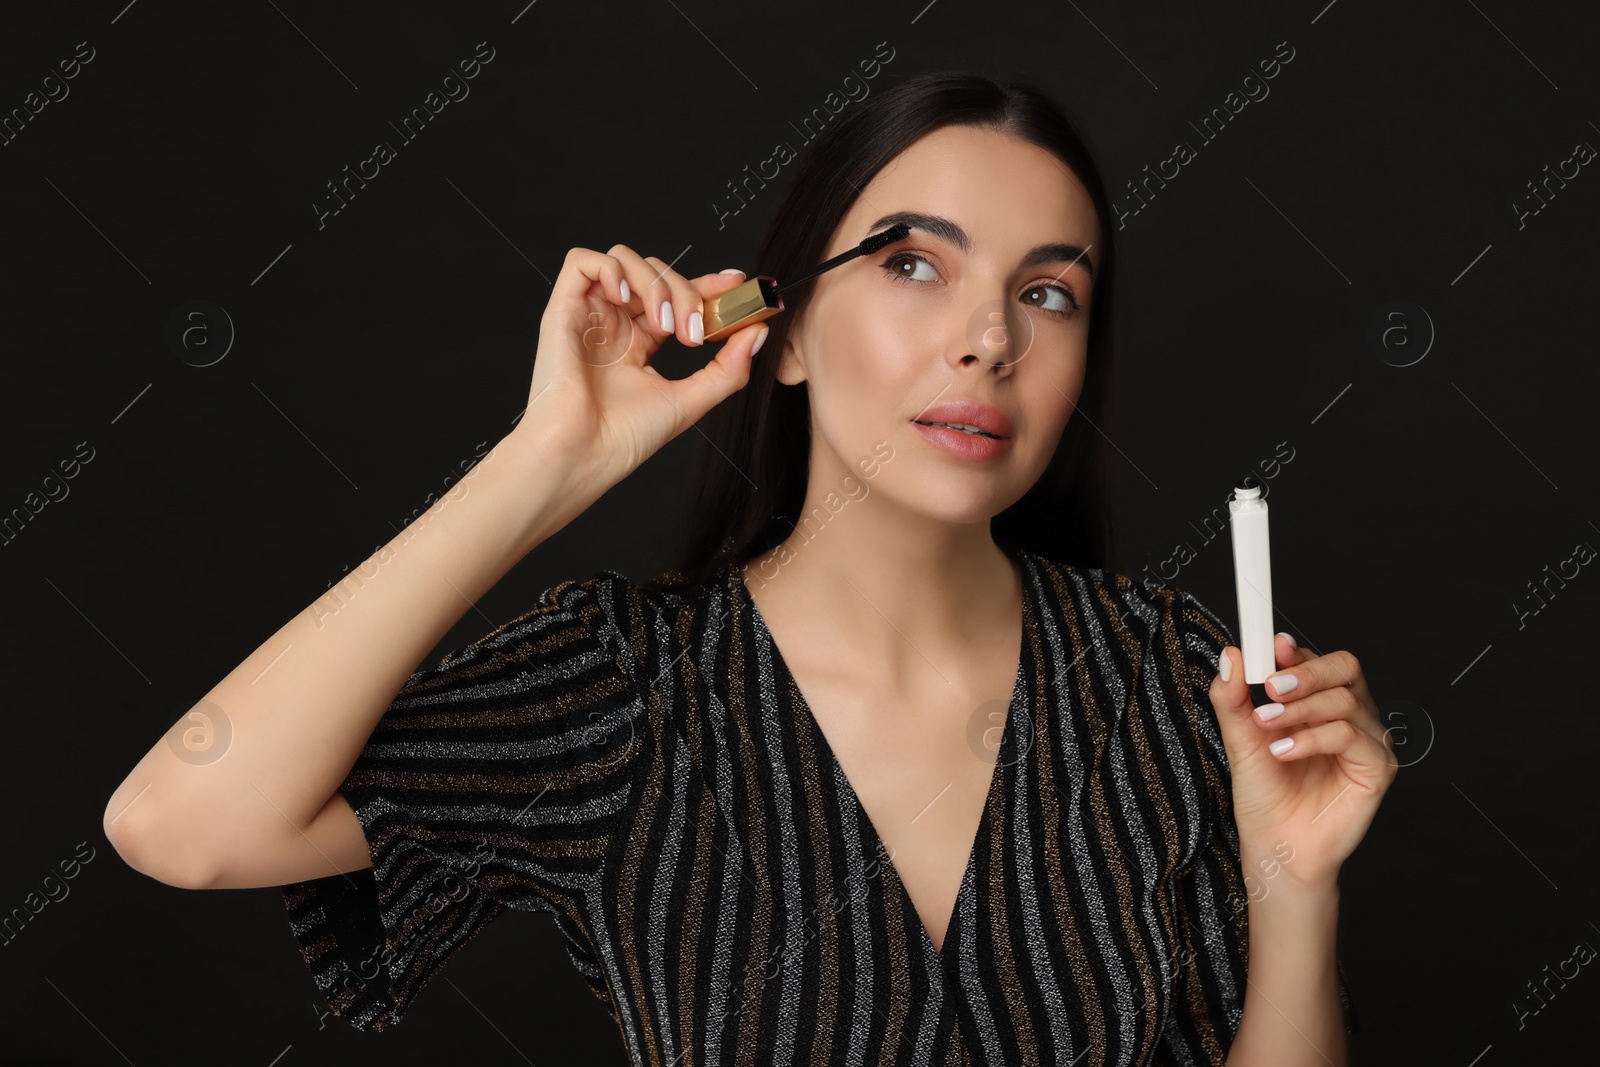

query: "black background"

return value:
[3, 0, 1598, 1063]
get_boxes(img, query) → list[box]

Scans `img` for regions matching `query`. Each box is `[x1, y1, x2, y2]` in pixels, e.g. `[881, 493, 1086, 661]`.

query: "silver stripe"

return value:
[1004, 554, 1069, 1060]
[835, 780, 874, 1067]
[750, 603, 805, 1063]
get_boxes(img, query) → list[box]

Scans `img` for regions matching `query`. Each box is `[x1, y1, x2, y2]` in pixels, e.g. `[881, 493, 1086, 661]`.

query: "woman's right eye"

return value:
[879, 251, 939, 284]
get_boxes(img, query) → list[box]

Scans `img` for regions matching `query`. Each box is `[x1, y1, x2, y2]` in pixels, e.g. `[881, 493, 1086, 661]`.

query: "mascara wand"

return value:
[701, 221, 912, 343]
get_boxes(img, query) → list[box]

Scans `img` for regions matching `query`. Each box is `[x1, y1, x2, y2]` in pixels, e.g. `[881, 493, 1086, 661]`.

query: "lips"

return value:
[911, 400, 1013, 440]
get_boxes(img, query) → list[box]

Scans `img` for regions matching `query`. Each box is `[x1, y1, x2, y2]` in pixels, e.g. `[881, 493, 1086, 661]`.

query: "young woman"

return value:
[104, 70, 1390, 1066]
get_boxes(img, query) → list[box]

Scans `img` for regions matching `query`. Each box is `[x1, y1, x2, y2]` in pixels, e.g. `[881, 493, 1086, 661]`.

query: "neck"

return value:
[743, 492, 1022, 687]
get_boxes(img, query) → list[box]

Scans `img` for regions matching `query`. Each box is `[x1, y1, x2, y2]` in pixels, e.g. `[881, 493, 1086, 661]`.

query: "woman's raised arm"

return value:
[104, 430, 604, 889]
[102, 245, 769, 891]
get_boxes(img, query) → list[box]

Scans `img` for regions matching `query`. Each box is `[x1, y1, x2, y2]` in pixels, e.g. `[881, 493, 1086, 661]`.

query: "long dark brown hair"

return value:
[644, 69, 1122, 598]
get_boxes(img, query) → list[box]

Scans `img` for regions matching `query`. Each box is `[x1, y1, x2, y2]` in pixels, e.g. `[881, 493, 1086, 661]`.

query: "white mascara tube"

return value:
[1228, 477, 1275, 684]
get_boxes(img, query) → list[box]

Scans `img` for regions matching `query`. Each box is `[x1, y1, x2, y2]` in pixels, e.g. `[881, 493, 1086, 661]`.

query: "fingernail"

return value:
[660, 300, 674, 333]
[719, 268, 745, 276]
[1255, 702, 1284, 722]
[1218, 649, 1232, 683]
[752, 324, 770, 355]
[1279, 631, 1297, 649]
[620, 279, 630, 302]
[1268, 673, 1299, 696]
[1269, 737, 1296, 756]
[688, 310, 704, 345]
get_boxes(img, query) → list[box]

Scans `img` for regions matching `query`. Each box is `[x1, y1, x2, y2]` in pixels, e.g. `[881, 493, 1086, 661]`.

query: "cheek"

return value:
[1020, 344, 1088, 451]
[817, 300, 926, 428]
[1036, 332, 1088, 401]
[1058, 355, 1088, 411]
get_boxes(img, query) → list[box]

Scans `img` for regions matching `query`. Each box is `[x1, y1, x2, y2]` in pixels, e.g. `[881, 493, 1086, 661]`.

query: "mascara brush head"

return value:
[701, 221, 912, 343]
[855, 220, 912, 257]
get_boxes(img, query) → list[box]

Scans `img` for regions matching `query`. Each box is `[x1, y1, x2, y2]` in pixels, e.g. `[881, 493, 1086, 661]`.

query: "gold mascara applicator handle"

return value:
[701, 275, 785, 343]
[700, 221, 911, 343]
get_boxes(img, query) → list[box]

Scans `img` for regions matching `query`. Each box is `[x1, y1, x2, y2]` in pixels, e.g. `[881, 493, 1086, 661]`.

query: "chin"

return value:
[888, 481, 1016, 527]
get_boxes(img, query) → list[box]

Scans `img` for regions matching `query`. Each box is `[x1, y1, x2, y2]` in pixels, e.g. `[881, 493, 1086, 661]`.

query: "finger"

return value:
[1275, 632, 1313, 670]
[658, 320, 770, 425]
[691, 268, 748, 296]
[652, 264, 751, 346]
[640, 254, 704, 347]
[1263, 648, 1363, 704]
[1209, 647, 1253, 715]
[1261, 715, 1388, 772]
[1249, 682, 1361, 733]
[607, 244, 681, 346]
[680, 269, 750, 337]
[1207, 647, 1269, 757]
[643, 254, 723, 348]
[546, 246, 632, 322]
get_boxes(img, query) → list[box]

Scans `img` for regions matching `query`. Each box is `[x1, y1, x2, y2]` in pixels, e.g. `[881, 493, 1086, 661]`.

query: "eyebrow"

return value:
[866, 210, 1096, 282]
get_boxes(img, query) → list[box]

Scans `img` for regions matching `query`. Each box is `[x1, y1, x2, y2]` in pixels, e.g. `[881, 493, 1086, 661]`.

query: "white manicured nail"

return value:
[620, 279, 630, 302]
[688, 310, 703, 344]
[660, 300, 673, 333]
[1218, 649, 1231, 683]
[1269, 737, 1295, 756]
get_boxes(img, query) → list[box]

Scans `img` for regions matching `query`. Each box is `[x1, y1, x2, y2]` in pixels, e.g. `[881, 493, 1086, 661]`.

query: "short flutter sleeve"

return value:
[1153, 590, 1359, 1066]
[279, 570, 646, 1033]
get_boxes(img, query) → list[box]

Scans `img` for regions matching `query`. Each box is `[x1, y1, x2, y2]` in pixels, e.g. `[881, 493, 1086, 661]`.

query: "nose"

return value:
[959, 350, 1012, 374]
[952, 298, 1028, 376]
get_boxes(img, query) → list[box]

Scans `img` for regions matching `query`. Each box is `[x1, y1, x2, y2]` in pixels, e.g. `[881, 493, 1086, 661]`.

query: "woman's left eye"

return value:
[878, 252, 1081, 320]
[1021, 283, 1080, 319]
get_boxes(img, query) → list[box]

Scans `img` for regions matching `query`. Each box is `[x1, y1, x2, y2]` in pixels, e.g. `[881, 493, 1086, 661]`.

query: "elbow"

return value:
[103, 791, 217, 890]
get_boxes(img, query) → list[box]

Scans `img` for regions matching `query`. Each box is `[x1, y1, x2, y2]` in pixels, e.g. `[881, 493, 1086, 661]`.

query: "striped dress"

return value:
[281, 546, 1360, 1064]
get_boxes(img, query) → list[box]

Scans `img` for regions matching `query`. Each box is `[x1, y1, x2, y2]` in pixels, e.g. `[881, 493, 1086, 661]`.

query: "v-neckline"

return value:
[733, 548, 1035, 963]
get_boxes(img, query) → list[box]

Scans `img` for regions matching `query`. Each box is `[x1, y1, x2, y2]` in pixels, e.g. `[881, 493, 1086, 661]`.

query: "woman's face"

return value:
[779, 124, 1101, 527]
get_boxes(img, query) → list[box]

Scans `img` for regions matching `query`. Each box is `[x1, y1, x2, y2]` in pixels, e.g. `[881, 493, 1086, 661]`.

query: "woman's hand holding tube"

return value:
[1207, 635, 1397, 891]
[506, 244, 770, 488]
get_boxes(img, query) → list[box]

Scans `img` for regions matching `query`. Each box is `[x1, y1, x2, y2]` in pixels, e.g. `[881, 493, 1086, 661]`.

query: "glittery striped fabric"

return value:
[280, 547, 1359, 1064]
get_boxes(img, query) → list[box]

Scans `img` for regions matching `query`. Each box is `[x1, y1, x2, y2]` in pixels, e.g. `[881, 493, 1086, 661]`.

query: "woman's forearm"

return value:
[1224, 846, 1348, 1067]
[103, 428, 611, 887]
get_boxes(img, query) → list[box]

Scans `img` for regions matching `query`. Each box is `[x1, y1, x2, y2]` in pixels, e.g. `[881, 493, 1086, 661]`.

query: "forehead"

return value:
[837, 125, 1100, 263]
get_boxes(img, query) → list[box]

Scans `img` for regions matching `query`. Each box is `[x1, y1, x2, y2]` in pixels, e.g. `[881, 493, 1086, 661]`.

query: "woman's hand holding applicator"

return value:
[509, 244, 772, 490]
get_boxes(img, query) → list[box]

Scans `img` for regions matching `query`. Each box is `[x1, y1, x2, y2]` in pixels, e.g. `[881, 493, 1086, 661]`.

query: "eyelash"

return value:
[877, 251, 1082, 319]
